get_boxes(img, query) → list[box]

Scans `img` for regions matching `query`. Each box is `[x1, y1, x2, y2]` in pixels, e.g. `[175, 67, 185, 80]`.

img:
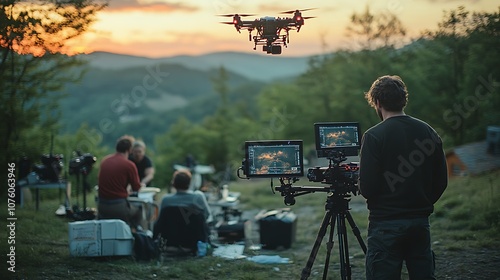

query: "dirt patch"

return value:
[434, 247, 500, 280]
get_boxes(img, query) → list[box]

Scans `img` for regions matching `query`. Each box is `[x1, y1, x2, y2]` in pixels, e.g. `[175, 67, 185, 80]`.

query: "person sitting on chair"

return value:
[153, 169, 212, 254]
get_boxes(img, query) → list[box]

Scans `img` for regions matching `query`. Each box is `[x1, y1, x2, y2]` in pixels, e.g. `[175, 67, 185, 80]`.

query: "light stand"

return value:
[70, 165, 94, 220]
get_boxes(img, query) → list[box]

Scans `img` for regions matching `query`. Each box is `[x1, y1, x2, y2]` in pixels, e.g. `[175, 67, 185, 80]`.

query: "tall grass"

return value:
[431, 170, 500, 248]
[1, 170, 498, 279]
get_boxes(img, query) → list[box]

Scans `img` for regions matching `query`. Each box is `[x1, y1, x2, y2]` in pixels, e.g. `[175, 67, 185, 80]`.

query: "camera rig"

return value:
[68, 151, 97, 220]
[69, 151, 96, 176]
[237, 122, 366, 280]
[274, 151, 359, 206]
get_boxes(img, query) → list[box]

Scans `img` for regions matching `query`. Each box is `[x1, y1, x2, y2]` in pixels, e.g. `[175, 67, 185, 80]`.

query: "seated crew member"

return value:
[158, 169, 212, 222]
[129, 140, 155, 187]
[153, 170, 213, 240]
[98, 135, 145, 229]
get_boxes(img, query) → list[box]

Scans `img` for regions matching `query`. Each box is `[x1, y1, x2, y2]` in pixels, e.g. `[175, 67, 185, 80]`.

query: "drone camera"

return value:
[272, 45, 282, 54]
[263, 45, 282, 54]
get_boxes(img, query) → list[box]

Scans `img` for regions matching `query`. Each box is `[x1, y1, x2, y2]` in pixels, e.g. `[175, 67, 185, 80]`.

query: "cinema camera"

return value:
[69, 151, 96, 176]
[237, 122, 366, 280]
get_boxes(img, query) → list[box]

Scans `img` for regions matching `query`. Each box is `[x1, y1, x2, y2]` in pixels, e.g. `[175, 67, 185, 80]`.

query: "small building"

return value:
[445, 126, 500, 177]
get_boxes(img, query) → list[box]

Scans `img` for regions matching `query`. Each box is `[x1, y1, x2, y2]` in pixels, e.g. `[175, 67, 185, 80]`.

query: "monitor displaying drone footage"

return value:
[245, 140, 304, 178]
[314, 122, 361, 157]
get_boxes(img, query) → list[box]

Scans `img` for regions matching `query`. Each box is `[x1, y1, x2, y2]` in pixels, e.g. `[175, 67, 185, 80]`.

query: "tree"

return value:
[346, 5, 406, 50]
[0, 0, 106, 188]
[416, 6, 500, 145]
[154, 117, 218, 189]
[203, 66, 232, 172]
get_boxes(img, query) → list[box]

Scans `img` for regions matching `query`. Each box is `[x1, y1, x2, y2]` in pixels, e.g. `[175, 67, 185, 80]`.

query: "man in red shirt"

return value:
[98, 135, 145, 229]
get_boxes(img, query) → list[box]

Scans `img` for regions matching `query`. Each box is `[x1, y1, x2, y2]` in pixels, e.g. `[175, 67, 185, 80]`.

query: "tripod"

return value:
[301, 190, 367, 280]
[275, 154, 367, 280]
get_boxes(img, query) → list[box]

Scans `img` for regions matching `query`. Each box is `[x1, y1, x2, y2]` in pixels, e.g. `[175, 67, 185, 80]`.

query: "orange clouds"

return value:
[107, 0, 198, 13]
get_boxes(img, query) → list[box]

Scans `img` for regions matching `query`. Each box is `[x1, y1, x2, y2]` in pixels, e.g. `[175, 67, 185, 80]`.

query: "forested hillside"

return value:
[58, 61, 266, 147]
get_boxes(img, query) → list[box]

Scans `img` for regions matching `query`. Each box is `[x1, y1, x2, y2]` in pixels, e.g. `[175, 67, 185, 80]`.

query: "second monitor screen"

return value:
[246, 140, 303, 177]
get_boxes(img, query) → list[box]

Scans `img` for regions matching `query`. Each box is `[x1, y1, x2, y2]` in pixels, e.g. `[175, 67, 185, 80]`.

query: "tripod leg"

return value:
[337, 213, 352, 280]
[346, 211, 367, 254]
[322, 213, 337, 280]
[301, 210, 333, 280]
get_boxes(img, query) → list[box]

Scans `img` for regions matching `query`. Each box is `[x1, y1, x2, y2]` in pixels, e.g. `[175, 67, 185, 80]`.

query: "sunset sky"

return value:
[68, 0, 498, 58]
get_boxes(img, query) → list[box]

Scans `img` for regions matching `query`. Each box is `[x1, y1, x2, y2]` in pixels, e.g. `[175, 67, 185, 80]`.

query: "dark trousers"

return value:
[98, 198, 144, 229]
[366, 217, 436, 280]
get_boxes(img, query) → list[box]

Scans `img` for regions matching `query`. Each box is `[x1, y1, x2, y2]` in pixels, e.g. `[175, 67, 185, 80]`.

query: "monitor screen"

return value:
[244, 140, 304, 178]
[314, 122, 361, 157]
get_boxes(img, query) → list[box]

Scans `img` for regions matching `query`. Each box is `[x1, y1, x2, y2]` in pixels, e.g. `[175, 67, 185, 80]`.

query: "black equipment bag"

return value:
[132, 231, 159, 261]
[256, 208, 297, 249]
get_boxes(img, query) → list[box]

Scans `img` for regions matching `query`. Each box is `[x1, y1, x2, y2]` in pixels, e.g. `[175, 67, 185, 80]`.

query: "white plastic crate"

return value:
[69, 219, 133, 257]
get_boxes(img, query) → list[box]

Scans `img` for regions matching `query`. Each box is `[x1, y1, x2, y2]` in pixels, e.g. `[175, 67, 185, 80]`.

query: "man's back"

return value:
[159, 191, 211, 221]
[98, 153, 140, 199]
[359, 115, 447, 221]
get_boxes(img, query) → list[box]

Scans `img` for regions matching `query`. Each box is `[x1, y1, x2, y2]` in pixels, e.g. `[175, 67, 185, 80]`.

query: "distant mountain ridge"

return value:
[59, 53, 269, 146]
[80, 51, 311, 82]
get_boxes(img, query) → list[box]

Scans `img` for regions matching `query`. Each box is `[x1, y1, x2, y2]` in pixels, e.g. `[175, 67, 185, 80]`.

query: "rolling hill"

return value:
[81, 51, 311, 82]
[58, 51, 311, 147]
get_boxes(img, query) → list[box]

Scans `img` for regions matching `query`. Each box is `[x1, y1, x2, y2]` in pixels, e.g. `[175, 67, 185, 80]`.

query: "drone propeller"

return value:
[280, 8, 316, 14]
[302, 16, 316, 19]
[217, 13, 255, 17]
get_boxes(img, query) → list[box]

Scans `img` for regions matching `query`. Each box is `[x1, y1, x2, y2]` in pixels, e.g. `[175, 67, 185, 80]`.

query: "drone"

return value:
[220, 9, 315, 55]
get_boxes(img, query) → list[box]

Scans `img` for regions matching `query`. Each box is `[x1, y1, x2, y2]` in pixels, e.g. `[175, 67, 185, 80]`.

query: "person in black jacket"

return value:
[129, 140, 155, 187]
[359, 75, 448, 280]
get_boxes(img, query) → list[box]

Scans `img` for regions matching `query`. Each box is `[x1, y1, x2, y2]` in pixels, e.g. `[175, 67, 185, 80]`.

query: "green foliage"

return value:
[0, 0, 106, 196]
[407, 6, 500, 146]
[154, 117, 216, 188]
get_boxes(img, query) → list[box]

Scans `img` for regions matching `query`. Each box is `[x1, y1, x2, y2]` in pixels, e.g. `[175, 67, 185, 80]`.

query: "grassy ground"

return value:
[1, 170, 499, 279]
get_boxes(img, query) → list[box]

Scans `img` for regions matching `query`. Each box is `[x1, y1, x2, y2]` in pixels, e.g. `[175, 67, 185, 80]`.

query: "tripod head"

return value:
[274, 151, 359, 206]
